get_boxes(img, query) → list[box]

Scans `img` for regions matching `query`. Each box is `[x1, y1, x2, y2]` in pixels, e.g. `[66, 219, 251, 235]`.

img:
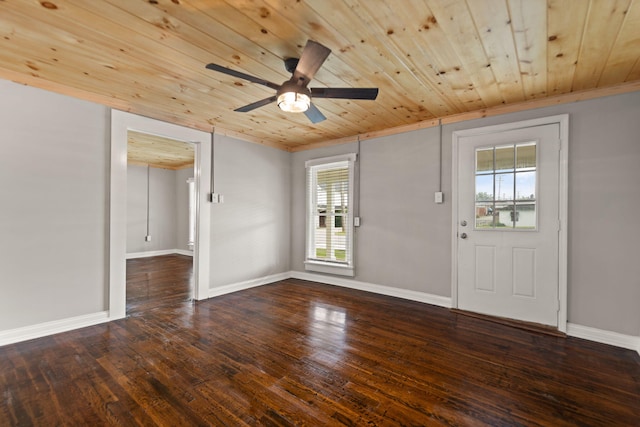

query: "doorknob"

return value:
[460, 232, 468, 239]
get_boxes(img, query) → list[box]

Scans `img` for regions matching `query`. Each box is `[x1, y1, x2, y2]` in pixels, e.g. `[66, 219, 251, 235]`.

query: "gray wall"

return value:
[0, 80, 109, 330]
[291, 135, 449, 296]
[126, 165, 186, 254]
[1, 77, 637, 341]
[176, 167, 194, 252]
[210, 135, 291, 288]
[292, 91, 640, 337]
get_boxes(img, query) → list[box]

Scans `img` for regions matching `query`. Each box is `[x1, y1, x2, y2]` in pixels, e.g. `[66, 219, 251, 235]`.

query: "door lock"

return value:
[460, 220, 467, 227]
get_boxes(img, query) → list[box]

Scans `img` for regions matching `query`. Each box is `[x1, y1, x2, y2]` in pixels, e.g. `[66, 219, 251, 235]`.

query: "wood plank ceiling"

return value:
[127, 130, 195, 170]
[1, 0, 639, 152]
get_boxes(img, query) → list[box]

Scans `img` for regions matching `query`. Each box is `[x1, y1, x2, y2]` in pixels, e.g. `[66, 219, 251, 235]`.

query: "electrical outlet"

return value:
[435, 192, 444, 204]
[145, 235, 152, 242]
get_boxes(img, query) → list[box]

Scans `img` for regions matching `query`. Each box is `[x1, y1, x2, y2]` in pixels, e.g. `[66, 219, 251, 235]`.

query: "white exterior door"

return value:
[455, 122, 562, 327]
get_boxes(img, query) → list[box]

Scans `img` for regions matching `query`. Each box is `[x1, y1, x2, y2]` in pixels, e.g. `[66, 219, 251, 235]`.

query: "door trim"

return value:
[451, 115, 569, 332]
[109, 110, 212, 320]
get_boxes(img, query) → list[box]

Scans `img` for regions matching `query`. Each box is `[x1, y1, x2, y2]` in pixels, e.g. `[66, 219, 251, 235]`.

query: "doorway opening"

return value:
[110, 110, 212, 321]
[126, 131, 196, 314]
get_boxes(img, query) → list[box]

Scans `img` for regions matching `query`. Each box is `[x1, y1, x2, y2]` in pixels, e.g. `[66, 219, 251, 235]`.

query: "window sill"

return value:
[305, 260, 354, 277]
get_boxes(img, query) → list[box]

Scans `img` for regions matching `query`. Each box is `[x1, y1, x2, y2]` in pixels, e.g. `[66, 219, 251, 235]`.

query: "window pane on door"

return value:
[476, 148, 494, 172]
[475, 202, 495, 228]
[516, 143, 536, 170]
[495, 145, 515, 172]
[476, 174, 494, 200]
[495, 173, 514, 201]
[516, 171, 536, 200]
[515, 202, 536, 229]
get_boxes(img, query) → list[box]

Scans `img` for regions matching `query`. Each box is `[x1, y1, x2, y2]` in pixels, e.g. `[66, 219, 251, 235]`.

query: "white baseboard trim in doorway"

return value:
[207, 272, 291, 299]
[126, 249, 194, 259]
[0, 311, 111, 347]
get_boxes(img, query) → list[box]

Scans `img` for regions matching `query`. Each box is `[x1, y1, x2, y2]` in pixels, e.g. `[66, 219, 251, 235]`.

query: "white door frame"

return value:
[451, 115, 569, 332]
[109, 110, 212, 320]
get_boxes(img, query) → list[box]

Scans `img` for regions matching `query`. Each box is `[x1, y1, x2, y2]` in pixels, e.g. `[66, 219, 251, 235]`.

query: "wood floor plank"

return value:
[0, 254, 638, 426]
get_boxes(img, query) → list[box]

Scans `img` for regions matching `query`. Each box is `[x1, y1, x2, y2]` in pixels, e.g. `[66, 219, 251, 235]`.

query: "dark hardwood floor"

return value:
[126, 254, 194, 315]
[1, 255, 639, 426]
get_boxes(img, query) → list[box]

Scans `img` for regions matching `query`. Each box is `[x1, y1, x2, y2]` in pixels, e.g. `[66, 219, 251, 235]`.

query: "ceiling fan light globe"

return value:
[277, 91, 310, 113]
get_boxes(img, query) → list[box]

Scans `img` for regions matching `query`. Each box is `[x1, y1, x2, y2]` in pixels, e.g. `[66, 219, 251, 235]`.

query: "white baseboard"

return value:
[3, 271, 638, 357]
[290, 271, 638, 355]
[175, 249, 194, 257]
[567, 323, 640, 354]
[126, 249, 193, 259]
[207, 272, 291, 298]
[290, 271, 453, 308]
[0, 311, 111, 347]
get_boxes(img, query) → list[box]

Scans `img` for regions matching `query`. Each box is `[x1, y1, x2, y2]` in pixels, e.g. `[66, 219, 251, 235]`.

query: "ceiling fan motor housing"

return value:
[277, 80, 311, 98]
[277, 80, 311, 113]
[284, 58, 300, 74]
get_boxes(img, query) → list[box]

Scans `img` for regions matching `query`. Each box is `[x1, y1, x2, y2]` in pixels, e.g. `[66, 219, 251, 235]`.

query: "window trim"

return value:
[305, 153, 356, 277]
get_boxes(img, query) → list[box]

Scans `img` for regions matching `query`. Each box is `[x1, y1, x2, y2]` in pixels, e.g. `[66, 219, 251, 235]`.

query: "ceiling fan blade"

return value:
[292, 40, 331, 86]
[234, 96, 277, 112]
[304, 103, 326, 124]
[310, 87, 379, 100]
[206, 63, 280, 90]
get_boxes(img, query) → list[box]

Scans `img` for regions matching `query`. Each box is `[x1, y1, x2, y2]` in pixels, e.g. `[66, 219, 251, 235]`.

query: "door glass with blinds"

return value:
[305, 154, 356, 277]
[475, 142, 537, 230]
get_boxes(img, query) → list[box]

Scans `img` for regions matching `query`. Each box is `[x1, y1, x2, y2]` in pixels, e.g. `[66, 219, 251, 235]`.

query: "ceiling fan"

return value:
[205, 40, 379, 124]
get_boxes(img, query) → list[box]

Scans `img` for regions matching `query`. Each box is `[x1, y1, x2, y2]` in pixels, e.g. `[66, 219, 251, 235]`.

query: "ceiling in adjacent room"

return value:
[127, 130, 195, 170]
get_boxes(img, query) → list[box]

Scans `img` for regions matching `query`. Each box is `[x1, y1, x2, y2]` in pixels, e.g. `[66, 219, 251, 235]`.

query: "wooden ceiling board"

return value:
[1, 0, 639, 151]
[467, 0, 526, 104]
[426, 0, 504, 105]
[598, 0, 640, 86]
[571, 0, 632, 91]
[508, 0, 548, 100]
[128, 131, 195, 170]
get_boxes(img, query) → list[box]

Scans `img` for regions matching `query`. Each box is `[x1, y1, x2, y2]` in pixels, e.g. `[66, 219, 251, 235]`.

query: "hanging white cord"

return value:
[146, 165, 150, 237]
[356, 135, 361, 218]
[210, 128, 215, 201]
[438, 118, 443, 192]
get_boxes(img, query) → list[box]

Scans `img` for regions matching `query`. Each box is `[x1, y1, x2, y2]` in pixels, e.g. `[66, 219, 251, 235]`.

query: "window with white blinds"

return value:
[305, 154, 356, 277]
